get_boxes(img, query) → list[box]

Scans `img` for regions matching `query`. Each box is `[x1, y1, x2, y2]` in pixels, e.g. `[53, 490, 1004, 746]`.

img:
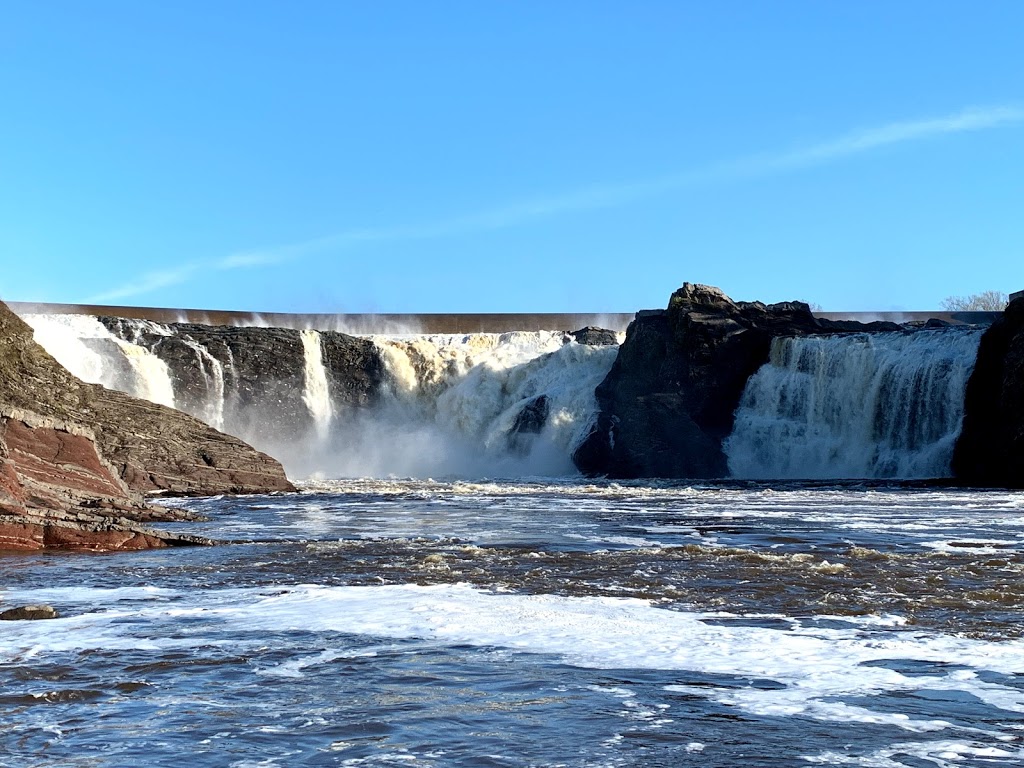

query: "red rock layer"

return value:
[0, 298, 293, 551]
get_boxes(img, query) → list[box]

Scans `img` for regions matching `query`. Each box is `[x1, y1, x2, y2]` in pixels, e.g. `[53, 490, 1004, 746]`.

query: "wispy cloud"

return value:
[87, 104, 1023, 303]
[86, 264, 202, 304]
[747, 104, 1024, 172]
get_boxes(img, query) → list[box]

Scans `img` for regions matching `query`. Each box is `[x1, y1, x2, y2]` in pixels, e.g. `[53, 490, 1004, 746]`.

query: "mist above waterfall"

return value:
[725, 328, 983, 479]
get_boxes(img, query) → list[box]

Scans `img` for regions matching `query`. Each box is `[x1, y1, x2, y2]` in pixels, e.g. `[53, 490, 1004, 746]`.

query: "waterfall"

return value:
[340, 331, 619, 478]
[113, 341, 176, 408]
[22, 314, 176, 408]
[300, 330, 333, 438]
[178, 337, 227, 430]
[724, 328, 983, 479]
[18, 314, 620, 479]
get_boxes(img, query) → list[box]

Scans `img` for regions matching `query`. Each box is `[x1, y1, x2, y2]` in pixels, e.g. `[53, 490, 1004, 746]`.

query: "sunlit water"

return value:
[3, 479, 1024, 767]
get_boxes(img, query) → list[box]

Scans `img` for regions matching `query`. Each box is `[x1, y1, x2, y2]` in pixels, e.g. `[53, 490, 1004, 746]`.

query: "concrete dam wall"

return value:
[6, 302, 1002, 332]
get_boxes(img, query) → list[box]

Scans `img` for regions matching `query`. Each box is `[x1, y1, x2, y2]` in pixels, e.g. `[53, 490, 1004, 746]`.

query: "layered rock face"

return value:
[952, 296, 1024, 487]
[573, 284, 901, 479]
[0, 300, 294, 551]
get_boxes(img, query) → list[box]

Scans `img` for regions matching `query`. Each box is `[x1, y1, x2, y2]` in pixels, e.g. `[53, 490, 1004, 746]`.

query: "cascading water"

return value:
[22, 314, 176, 408]
[17, 314, 619, 480]
[350, 332, 619, 478]
[724, 328, 983, 479]
[300, 329, 334, 439]
[178, 337, 227, 430]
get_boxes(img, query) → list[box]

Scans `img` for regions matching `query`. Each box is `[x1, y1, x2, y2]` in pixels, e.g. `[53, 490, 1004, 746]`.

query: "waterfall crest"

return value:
[724, 328, 983, 479]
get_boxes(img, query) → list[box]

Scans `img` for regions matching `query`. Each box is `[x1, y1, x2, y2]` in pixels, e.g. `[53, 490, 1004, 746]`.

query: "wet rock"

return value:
[507, 395, 551, 454]
[99, 320, 386, 446]
[0, 604, 59, 621]
[320, 330, 387, 408]
[570, 327, 620, 346]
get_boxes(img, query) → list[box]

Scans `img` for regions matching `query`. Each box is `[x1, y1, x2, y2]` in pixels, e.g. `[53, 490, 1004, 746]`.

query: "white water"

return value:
[4, 581, 1024, 740]
[17, 315, 618, 479]
[178, 336, 227, 430]
[334, 332, 619, 478]
[22, 314, 176, 408]
[299, 329, 333, 438]
[725, 329, 983, 479]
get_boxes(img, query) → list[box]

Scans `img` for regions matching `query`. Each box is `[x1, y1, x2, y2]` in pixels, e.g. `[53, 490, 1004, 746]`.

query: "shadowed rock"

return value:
[953, 296, 1024, 487]
[570, 327, 620, 346]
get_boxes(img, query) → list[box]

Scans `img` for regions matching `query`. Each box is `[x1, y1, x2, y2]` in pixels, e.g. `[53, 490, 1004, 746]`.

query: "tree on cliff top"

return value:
[941, 291, 1008, 311]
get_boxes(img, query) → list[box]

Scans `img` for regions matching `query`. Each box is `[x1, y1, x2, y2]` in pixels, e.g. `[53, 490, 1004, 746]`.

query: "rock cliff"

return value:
[952, 296, 1024, 487]
[572, 284, 900, 479]
[0, 300, 294, 551]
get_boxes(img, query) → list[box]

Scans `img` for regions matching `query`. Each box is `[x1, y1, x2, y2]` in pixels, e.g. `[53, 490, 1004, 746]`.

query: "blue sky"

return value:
[2, 1, 1022, 313]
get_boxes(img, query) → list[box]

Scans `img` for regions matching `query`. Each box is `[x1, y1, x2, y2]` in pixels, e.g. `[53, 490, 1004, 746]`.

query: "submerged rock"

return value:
[0, 604, 59, 620]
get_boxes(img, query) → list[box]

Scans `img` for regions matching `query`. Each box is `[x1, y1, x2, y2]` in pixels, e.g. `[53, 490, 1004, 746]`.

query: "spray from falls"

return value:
[725, 328, 983, 479]
[330, 332, 618, 478]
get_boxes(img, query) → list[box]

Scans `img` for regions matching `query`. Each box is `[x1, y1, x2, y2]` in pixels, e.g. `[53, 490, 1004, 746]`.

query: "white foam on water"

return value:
[803, 739, 1024, 766]
[2, 582, 1023, 739]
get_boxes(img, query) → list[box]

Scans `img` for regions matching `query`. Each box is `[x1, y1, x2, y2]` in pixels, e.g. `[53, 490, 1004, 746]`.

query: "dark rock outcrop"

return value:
[511, 395, 551, 435]
[573, 284, 894, 479]
[320, 331, 387, 408]
[570, 327, 620, 346]
[952, 297, 1024, 487]
[507, 395, 550, 454]
[0, 300, 294, 550]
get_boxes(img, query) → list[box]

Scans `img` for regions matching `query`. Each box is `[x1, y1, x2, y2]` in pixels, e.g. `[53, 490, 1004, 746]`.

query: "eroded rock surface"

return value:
[99, 319, 385, 447]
